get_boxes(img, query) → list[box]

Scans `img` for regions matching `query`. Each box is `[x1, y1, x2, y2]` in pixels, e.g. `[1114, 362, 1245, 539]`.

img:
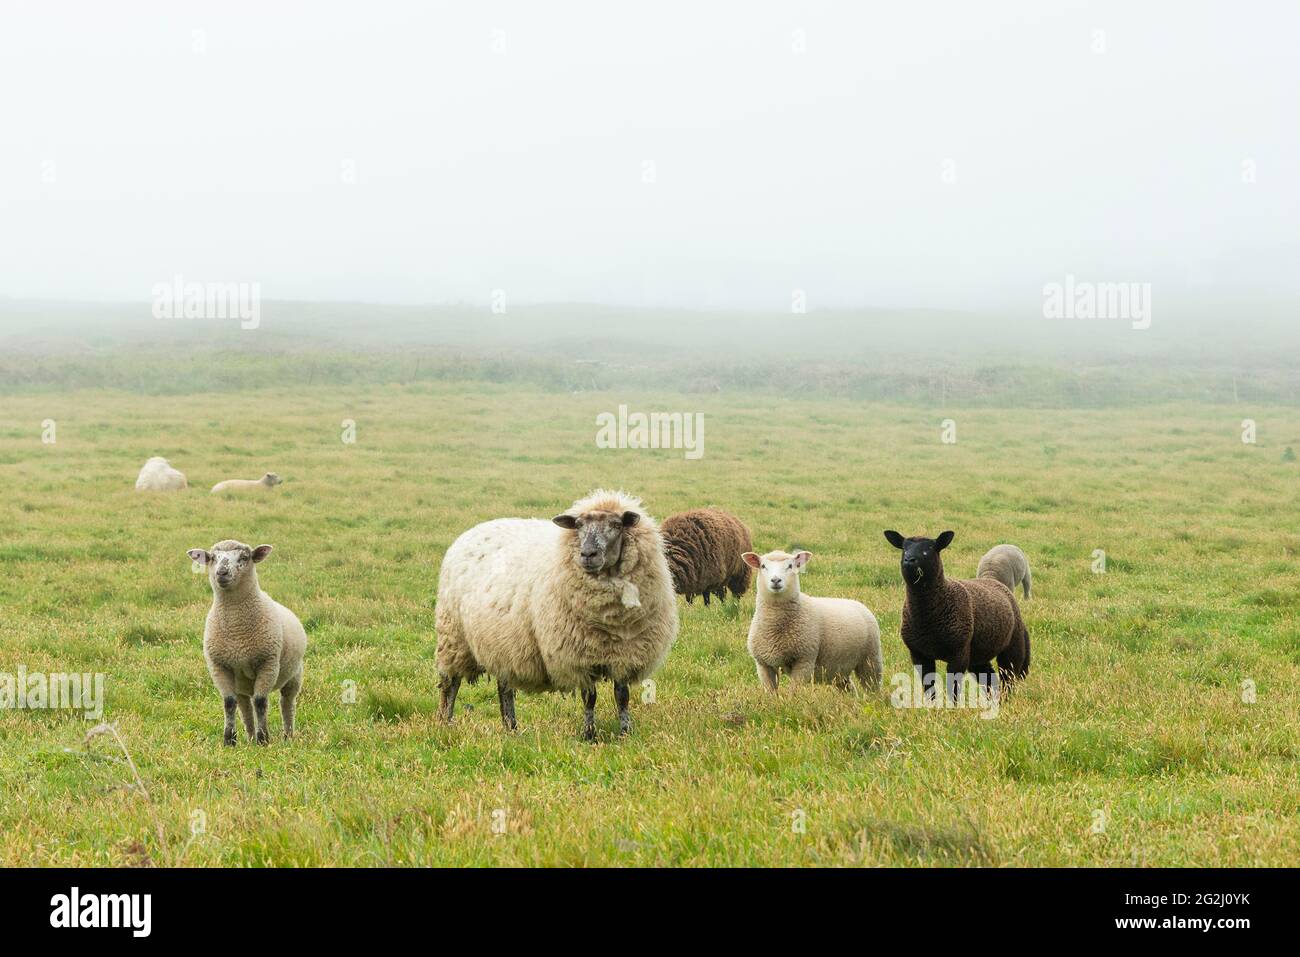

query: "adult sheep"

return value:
[435, 489, 678, 740]
[135, 456, 187, 491]
[660, 507, 752, 604]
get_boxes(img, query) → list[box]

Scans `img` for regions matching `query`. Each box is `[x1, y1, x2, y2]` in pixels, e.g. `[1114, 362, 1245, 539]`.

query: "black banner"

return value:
[0, 867, 1274, 942]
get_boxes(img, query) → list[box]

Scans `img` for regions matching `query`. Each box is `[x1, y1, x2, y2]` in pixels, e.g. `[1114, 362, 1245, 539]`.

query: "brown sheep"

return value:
[660, 508, 752, 605]
[884, 529, 1030, 702]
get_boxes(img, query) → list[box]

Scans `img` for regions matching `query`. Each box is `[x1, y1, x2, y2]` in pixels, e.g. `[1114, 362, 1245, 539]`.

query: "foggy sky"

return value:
[2, 0, 1297, 314]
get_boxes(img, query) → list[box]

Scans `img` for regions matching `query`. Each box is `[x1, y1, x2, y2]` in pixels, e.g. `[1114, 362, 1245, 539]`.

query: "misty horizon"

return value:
[2, 1, 1297, 314]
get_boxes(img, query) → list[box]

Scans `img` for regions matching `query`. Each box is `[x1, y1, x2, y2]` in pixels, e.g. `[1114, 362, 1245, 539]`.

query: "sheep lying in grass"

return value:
[741, 549, 882, 692]
[135, 456, 187, 491]
[884, 530, 1029, 702]
[977, 543, 1032, 598]
[660, 507, 753, 604]
[435, 489, 678, 740]
[211, 472, 282, 494]
[187, 540, 306, 745]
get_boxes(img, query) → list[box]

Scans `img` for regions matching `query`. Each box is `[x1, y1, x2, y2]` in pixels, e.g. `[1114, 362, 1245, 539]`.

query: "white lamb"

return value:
[435, 489, 678, 740]
[977, 543, 1032, 599]
[187, 539, 307, 745]
[742, 549, 882, 692]
[134, 456, 187, 491]
[211, 472, 282, 494]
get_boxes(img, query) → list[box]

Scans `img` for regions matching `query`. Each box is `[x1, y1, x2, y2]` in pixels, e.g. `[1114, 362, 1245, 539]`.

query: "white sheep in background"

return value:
[211, 472, 283, 494]
[977, 543, 1032, 599]
[742, 549, 882, 693]
[134, 456, 187, 491]
[187, 539, 307, 745]
[435, 489, 678, 740]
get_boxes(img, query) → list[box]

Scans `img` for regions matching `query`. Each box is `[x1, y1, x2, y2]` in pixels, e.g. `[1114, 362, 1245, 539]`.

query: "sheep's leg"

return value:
[209, 664, 239, 746]
[613, 681, 632, 736]
[702, 590, 711, 606]
[236, 695, 256, 739]
[969, 661, 996, 707]
[755, 661, 778, 693]
[497, 679, 517, 732]
[251, 661, 281, 745]
[685, 593, 694, 604]
[996, 625, 1031, 692]
[944, 653, 970, 706]
[222, 696, 238, 746]
[581, 687, 598, 741]
[856, 652, 883, 691]
[909, 654, 937, 704]
[437, 675, 461, 723]
[279, 673, 301, 740]
[788, 660, 816, 685]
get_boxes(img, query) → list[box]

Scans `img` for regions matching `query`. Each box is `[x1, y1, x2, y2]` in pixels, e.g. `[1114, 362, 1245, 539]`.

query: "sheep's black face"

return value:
[884, 530, 953, 587]
[553, 509, 641, 575]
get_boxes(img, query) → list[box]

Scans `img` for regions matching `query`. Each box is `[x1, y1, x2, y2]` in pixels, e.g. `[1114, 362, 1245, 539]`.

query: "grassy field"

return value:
[1, 383, 1297, 865]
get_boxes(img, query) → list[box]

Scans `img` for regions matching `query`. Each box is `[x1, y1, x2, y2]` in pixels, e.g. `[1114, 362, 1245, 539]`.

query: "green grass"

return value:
[0, 384, 1297, 865]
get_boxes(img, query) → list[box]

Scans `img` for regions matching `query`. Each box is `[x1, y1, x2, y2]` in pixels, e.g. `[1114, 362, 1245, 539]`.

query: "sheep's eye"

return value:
[761, 564, 767, 570]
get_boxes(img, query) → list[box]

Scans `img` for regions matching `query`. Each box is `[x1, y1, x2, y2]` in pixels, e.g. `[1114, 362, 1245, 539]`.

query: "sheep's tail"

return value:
[1022, 567, 1032, 600]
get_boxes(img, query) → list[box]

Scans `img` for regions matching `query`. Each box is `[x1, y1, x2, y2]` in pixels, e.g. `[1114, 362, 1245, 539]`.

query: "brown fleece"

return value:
[660, 508, 753, 605]
[900, 557, 1030, 694]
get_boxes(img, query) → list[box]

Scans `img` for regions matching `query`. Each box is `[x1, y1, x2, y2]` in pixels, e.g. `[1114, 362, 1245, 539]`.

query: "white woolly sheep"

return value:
[741, 549, 882, 692]
[211, 472, 283, 494]
[187, 539, 306, 745]
[977, 543, 1032, 599]
[435, 489, 678, 740]
[135, 456, 187, 491]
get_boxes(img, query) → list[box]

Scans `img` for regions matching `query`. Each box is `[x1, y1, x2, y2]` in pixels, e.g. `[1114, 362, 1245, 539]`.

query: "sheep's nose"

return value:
[770, 577, 783, 587]
[581, 549, 599, 560]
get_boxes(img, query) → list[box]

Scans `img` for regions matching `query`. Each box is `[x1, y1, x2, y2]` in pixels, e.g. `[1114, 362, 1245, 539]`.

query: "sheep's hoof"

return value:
[255, 730, 270, 745]
[581, 724, 597, 743]
[222, 731, 237, 747]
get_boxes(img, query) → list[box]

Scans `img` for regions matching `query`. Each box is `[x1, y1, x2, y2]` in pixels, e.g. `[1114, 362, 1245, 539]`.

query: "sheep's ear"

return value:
[552, 514, 579, 530]
[187, 549, 211, 565]
[251, 544, 273, 563]
[793, 551, 812, 569]
[620, 510, 640, 528]
[884, 530, 905, 549]
[741, 551, 762, 569]
[935, 531, 955, 551]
